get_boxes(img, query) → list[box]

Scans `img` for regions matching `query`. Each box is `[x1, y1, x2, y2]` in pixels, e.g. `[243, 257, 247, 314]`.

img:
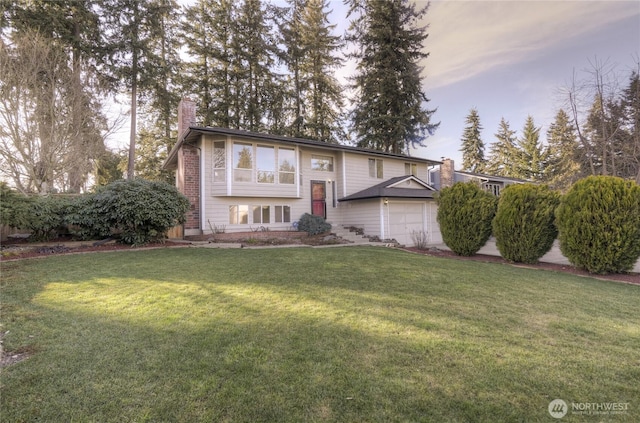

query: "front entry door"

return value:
[311, 181, 326, 218]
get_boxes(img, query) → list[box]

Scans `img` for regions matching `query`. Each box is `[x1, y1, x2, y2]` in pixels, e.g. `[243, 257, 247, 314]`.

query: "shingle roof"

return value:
[164, 126, 442, 169]
[339, 176, 436, 202]
[455, 170, 529, 184]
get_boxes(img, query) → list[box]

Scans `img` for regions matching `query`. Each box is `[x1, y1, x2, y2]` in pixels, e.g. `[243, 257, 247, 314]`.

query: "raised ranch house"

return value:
[164, 99, 444, 246]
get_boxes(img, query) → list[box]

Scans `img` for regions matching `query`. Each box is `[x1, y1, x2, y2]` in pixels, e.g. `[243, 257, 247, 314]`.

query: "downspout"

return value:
[427, 164, 437, 186]
[342, 151, 347, 197]
[196, 144, 204, 235]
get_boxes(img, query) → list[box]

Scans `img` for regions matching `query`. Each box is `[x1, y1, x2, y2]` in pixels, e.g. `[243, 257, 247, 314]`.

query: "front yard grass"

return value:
[1, 247, 639, 422]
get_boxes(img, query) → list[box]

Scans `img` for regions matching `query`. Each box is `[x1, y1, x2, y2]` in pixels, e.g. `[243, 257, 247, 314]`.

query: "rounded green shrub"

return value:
[436, 182, 498, 256]
[492, 184, 560, 264]
[297, 213, 331, 235]
[67, 179, 190, 245]
[556, 175, 640, 274]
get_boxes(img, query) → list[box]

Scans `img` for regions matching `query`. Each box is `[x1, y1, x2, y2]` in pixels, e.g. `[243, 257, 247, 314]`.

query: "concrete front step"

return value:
[331, 225, 375, 244]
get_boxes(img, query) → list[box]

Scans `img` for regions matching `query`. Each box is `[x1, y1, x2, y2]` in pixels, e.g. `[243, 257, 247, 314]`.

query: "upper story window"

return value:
[257, 145, 275, 183]
[233, 143, 253, 182]
[213, 141, 226, 182]
[405, 163, 417, 177]
[311, 155, 334, 172]
[279, 148, 296, 184]
[483, 183, 502, 196]
[369, 158, 383, 179]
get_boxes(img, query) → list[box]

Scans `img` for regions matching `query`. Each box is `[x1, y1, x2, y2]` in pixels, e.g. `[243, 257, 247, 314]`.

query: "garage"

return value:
[339, 175, 442, 247]
[387, 201, 441, 246]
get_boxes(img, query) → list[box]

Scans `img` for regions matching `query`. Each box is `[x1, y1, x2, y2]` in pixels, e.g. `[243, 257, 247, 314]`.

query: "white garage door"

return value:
[388, 202, 425, 246]
[387, 201, 442, 246]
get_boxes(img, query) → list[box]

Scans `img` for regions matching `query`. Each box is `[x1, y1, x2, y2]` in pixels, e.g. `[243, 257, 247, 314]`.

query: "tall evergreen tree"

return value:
[346, 0, 438, 154]
[182, 0, 240, 128]
[619, 70, 640, 183]
[280, 0, 306, 137]
[459, 108, 486, 172]
[100, 0, 169, 179]
[235, 0, 280, 132]
[515, 115, 547, 181]
[298, 0, 345, 143]
[486, 118, 518, 177]
[144, 0, 182, 154]
[545, 109, 581, 190]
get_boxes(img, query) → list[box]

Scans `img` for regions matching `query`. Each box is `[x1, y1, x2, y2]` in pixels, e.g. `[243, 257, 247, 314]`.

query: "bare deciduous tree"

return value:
[0, 31, 107, 193]
[563, 57, 639, 181]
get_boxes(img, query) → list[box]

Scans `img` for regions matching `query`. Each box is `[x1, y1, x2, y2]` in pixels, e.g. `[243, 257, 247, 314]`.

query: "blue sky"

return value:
[120, 0, 640, 170]
[326, 0, 640, 166]
[410, 0, 640, 167]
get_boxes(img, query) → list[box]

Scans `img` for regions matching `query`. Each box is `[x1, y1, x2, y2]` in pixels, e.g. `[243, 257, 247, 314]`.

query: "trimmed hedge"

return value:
[436, 182, 498, 256]
[0, 182, 31, 230]
[556, 176, 640, 274]
[492, 184, 560, 264]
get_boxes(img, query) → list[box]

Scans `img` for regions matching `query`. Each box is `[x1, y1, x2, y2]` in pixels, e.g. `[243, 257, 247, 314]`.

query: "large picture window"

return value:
[278, 148, 296, 184]
[233, 143, 253, 182]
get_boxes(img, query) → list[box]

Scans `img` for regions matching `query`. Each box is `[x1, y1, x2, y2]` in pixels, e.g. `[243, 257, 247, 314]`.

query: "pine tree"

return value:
[515, 116, 547, 181]
[235, 0, 280, 132]
[298, 0, 345, 143]
[181, 0, 220, 126]
[100, 0, 172, 179]
[618, 70, 640, 183]
[545, 109, 582, 191]
[486, 118, 518, 177]
[145, 0, 182, 154]
[347, 0, 438, 154]
[460, 108, 486, 172]
[280, 0, 306, 137]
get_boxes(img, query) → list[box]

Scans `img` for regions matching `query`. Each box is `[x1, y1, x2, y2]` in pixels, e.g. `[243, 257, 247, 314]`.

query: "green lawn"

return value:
[1, 247, 639, 422]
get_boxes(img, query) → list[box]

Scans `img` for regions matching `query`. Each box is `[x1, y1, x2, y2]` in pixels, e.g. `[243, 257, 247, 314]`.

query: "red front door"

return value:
[311, 181, 326, 218]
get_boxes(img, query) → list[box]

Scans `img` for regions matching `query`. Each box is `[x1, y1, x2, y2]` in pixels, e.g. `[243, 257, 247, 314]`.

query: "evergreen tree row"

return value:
[459, 69, 640, 189]
[1, 0, 436, 192]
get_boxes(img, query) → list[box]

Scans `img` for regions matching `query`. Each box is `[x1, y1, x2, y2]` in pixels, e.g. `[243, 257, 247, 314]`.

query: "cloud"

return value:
[422, 0, 640, 89]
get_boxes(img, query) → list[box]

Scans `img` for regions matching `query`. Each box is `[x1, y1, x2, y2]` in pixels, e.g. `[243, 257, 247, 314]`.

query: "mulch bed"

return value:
[404, 247, 640, 285]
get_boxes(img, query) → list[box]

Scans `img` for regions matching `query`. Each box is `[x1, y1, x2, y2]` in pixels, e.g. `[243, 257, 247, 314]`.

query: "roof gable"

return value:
[339, 175, 436, 202]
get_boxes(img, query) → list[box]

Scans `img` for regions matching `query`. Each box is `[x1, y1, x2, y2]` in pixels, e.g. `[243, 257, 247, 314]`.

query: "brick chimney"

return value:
[440, 158, 455, 188]
[176, 98, 201, 236]
[178, 97, 196, 140]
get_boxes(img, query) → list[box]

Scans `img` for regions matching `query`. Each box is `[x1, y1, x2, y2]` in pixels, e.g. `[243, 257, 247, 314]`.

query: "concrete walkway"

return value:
[433, 238, 640, 273]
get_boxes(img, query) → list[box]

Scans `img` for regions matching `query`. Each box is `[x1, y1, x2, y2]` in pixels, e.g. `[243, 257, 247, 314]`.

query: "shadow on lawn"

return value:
[2, 248, 638, 422]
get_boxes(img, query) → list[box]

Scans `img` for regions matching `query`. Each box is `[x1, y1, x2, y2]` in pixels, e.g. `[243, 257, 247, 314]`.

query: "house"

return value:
[163, 99, 443, 246]
[430, 158, 527, 196]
